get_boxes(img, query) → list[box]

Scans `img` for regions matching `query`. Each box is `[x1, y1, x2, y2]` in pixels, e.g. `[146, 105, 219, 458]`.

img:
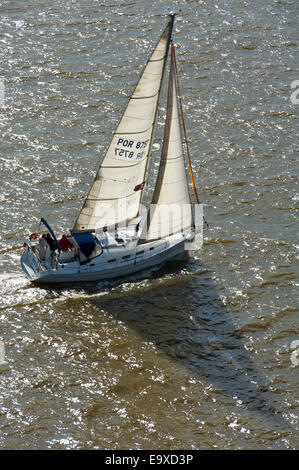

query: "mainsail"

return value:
[73, 17, 174, 231]
[145, 48, 193, 241]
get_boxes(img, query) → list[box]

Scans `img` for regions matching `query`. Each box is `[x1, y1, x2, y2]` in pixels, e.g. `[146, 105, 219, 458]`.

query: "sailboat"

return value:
[21, 15, 203, 284]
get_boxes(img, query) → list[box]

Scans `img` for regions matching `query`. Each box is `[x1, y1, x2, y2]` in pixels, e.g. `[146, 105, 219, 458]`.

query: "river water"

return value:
[0, 0, 298, 450]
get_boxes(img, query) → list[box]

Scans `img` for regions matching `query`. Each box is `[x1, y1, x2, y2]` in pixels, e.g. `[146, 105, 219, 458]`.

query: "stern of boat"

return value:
[20, 246, 42, 281]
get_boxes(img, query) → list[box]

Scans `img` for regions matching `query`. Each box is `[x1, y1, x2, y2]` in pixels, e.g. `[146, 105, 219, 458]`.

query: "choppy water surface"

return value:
[0, 0, 298, 449]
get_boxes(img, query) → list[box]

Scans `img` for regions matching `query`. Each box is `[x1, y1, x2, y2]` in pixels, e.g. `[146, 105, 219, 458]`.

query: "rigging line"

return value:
[171, 43, 200, 206]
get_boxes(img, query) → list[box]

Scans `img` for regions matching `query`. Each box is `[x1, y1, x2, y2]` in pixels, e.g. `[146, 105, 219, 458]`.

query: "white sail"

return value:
[146, 50, 193, 241]
[73, 18, 174, 231]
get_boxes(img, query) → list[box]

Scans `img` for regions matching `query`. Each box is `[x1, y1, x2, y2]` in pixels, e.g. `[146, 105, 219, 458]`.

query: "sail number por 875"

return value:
[114, 138, 149, 159]
[116, 138, 149, 149]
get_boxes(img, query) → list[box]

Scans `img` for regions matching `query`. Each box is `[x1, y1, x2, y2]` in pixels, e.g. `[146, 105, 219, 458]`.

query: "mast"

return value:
[145, 46, 193, 242]
[73, 17, 175, 232]
[139, 14, 175, 211]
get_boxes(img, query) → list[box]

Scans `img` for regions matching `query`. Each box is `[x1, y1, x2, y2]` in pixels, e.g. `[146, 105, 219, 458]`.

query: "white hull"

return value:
[21, 233, 192, 285]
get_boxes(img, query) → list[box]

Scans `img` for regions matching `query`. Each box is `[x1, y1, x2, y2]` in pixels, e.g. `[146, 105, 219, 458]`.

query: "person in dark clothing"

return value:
[39, 233, 56, 265]
[44, 233, 56, 252]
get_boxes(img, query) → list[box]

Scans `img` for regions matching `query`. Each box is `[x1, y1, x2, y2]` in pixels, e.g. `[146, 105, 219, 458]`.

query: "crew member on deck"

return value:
[45, 233, 56, 252]
[39, 233, 55, 266]
[58, 234, 73, 251]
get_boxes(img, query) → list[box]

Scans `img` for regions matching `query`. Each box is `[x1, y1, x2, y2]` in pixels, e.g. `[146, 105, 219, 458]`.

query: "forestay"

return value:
[73, 18, 174, 231]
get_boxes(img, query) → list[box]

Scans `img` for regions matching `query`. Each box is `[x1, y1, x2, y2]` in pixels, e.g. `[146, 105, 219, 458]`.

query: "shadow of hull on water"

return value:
[38, 259, 291, 430]
[88, 260, 291, 430]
